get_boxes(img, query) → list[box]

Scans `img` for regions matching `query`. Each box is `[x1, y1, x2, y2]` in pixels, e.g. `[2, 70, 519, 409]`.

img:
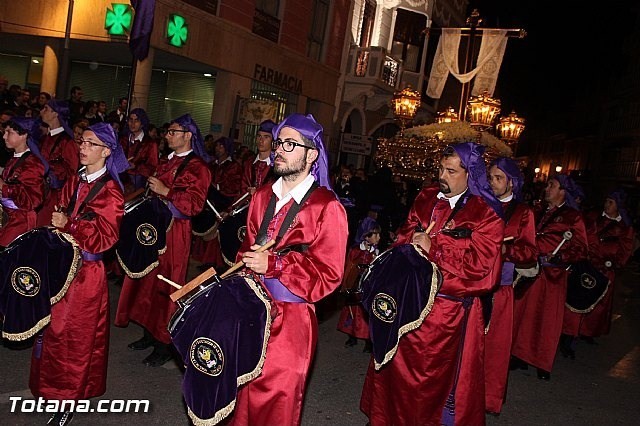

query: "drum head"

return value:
[218, 209, 248, 267]
[566, 260, 610, 313]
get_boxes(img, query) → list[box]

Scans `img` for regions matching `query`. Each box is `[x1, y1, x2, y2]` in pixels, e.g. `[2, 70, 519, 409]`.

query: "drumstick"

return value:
[503, 236, 515, 242]
[220, 239, 276, 279]
[169, 267, 218, 302]
[158, 274, 182, 290]
[425, 221, 436, 234]
[230, 192, 250, 209]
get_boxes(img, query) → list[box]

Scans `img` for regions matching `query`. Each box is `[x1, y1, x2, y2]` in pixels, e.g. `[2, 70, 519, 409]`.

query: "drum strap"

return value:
[66, 173, 111, 217]
[174, 152, 196, 180]
[3, 151, 32, 182]
[255, 181, 319, 246]
[503, 200, 518, 224]
[48, 133, 65, 157]
[597, 217, 618, 240]
[536, 204, 565, 233]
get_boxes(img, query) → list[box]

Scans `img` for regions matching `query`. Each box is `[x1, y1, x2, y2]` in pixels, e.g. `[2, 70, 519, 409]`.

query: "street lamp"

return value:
[392, 86, 421, 135]
[435, 106, 459, 124]
[467, 91, 501, 130]
[496, 110, 526, 152]
[534, 167, 540, 174]
[555, 165, 563, 173]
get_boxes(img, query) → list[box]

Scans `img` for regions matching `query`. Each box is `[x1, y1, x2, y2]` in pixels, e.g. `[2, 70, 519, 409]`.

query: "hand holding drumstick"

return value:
[412, 221, 436, 252]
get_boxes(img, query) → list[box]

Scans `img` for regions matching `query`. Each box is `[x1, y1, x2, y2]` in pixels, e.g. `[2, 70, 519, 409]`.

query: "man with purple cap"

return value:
[36, 99, 80, 227]
[485, 157, 537, 414]
[227, 113, 348, 426]
[361, 142, 504, 426]
[241, 119, 276, 195]
[30, 122, 126, 426]
[119, 108, 158, 193]
[563, 189, 634, 342]
[0, 117, 47, 247]
[511, 174, 588, 380]
[116, 113, 211, 367]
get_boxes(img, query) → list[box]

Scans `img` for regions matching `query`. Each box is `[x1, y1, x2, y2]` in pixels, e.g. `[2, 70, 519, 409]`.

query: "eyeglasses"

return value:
[77, 138, 108, 149]
[167, 129, 189, 136]
[272, 138, 314, 152]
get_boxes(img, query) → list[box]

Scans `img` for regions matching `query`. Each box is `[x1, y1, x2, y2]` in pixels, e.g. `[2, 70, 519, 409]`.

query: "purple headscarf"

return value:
[273, 113, 332, 190]
[88, 122, 129, 191]
[128, 108, 149, 132]
[172, 114, 210, 163]
[354, 217, 381, 245]
[491, 157, 524, 201]
[552, 174, 580, 210]
[607, 189, 632, 226]
[6, 117, 49, 174]
[450, 142, 503, 218]
[215, 136, 235, 158]
[46, 99, 73, 138]
[258, 119, 276, 134]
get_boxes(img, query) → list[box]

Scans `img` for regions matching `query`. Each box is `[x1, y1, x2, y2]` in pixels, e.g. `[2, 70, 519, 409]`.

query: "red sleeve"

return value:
[241, 159, 252, 194]
[50, 137, 80, 182]
[166, 158, 212, 216]
[2, 156, 45, 210]
[558, 211, 589, 264]
[219, 161, 243, 198]
[504, 204, 538, 266]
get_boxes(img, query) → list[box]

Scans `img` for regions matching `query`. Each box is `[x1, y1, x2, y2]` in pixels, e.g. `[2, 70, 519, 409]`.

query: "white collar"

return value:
[437, 189, 466, 209]
[85, 166, 107, 183]
[168, 149, 193, 160]
[49, 127, 64, 136]
[602, 211, 622, 222]
[13, 148, 31, 158]
[253, 155, 272, 166]
[500, 193, 514, 202]
[216, 156, 232, 165]
[359, 241, 379, 254]
[272, 174, 315, 213]
[129, 131, 144, 143]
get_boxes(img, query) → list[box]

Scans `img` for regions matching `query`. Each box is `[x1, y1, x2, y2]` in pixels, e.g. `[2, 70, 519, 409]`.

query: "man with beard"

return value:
[485, 158, 537, 415]
[226, 114, 348, 426]
[360, 143, 504, 426]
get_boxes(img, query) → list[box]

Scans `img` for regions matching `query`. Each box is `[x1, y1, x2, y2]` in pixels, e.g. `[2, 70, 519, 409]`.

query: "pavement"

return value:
[1, 259, 639, 425]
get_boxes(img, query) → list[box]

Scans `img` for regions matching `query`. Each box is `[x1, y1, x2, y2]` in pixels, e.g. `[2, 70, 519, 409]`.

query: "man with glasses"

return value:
[116, 114, 212, 367]
[119, 108, 158, 193]
[227, 114, 348, 426]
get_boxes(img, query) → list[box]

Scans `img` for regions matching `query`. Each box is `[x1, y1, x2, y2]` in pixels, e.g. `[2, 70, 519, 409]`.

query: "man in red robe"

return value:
[361, 143, 504, 426]
[511, 174, 588, 380]
[0, 117, 47, 247]
[119, 108, 158, 193]
[30, 122, 127, 426]
[36, 100, 79, 227]
[241, 119, 276, 195]
[115, 114, 211, 367]
[562, 190, 634, 341]
[485, 158, 537, 414]
[227, 113, 348, 426]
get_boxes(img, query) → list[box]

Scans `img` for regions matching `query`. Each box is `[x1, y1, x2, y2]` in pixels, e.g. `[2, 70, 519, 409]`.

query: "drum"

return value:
[0, 227, 81, 341]
[169, 273, 272, 426]
[218, 204, 249, 267]
[565, 260, 610, 313]
[116, 197, 173, 278]
[360, 243, 443, 369]
[192, 186, 233, 236]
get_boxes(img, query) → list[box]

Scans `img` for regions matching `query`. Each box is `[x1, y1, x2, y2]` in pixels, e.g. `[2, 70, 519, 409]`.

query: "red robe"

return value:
[115, 153, 211, 344]
[36, 131, 79, 227]
[228, 182, 348, 426]
[29, 172, 123, 400]
[360, 187, 503, 426]
[119, 134, 158, 193]
[512, 204, 588, 372]
[562, 210, 634, 337]
[336, 245, 376, 340]
[240, 156, 274, 194]
[484, 200, 537, 413]
[0, 153, 45, 246]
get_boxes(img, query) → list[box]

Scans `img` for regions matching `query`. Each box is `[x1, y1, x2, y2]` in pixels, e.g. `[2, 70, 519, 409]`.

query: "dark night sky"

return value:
[465, 1, 639, 137]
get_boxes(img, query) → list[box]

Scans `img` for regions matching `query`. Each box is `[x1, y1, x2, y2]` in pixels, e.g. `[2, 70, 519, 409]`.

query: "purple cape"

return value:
[8, 116, 49, 174]
[354, 217, 380, 245]
[607, 189, 632, 226]
[491, 156, 524, 201]
[553, 174, 580, 210]
[258, 119, 276, 134]
[173, 113, 211, 163]
[88, 122, 130, 191]
[46, 99, 74, 138]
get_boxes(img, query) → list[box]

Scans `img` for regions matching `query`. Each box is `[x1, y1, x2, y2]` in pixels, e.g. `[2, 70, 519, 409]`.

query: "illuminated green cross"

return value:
[104, 3, 133, 36]
[167, 14, 188, 47]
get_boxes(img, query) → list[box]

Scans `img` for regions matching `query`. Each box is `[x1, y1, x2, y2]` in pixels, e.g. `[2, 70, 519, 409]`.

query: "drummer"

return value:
[241, 119, 276, 195]
[511, 174, 588, 379]
[30, 122, 127, 426]
[229, 113, 348, 426]
[360, 143, 504, 426]
[0, 116, 47, 248]
[119, 108, 158, 193]
[115, 113, 211, 367]
[485, 157, 537, 415]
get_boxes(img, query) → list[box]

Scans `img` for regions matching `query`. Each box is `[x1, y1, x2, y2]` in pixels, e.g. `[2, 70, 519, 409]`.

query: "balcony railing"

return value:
[346, 46, 401, 89]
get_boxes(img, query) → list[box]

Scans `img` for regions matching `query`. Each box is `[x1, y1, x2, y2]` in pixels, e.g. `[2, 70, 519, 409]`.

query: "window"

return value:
[391, 8, 427, 73]
[254, 0, 281, 42]
[256, 0, 279, 17]
[308, 0, 330, 61]
[358, 0, 376, 48]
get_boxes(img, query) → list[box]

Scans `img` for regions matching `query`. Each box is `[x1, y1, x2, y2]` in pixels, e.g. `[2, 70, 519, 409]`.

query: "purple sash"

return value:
[263, 278, 305, 303]
[0, 197, 18, 210]
[167, 201, 190, 219]
[81, 250, 103, 262]
[501, 261, 515, 285]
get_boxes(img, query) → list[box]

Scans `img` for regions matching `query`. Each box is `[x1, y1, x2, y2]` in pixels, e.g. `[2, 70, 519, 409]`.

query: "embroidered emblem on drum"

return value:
[237, 225, 247, 242]
[11, 267, 41, 297]
[136, 223, 158, 246]
[190, 337, 224, 376]
[372, 293, 397, 323]
[580, 273, 596, 289]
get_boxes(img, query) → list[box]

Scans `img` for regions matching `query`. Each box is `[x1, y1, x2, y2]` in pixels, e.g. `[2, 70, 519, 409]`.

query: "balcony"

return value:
[345, 45, 402, 90]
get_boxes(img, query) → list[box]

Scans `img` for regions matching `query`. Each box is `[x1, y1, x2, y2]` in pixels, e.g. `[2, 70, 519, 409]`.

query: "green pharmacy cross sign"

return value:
[167, 14, 188, 47]
[104, 3, 133, 36]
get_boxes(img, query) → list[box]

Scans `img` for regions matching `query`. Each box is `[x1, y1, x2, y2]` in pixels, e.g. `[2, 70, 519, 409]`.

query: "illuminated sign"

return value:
[167, 14, 188, 47]
[105, 3, 133, 36]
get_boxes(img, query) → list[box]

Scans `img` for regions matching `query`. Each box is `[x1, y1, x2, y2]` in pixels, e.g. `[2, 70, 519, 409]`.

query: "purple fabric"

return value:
[129, 0, 156, 61]
[81, 250, 104, 262]
[491, 157, 523, 201]
[7, 117, 49, 174]
[263, 278, 306, 303]
[167, 201, 190, 219]
[273, 113, 333, 191]
[45, 99, 74, 138]
[215, 136, 234, 158]
[88, 122, 130, 191]
[500, 261, 515, 285]
[172, 114, 210, 163]
[0, 197, 18, 209]
[354, 217, 380, 245]
[128, 108, 149, 132]
[607, 189, 632, 226]
[450, 142, 503, 218]
[258, 119, 276, 134]
[553, 174, 580, 210]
